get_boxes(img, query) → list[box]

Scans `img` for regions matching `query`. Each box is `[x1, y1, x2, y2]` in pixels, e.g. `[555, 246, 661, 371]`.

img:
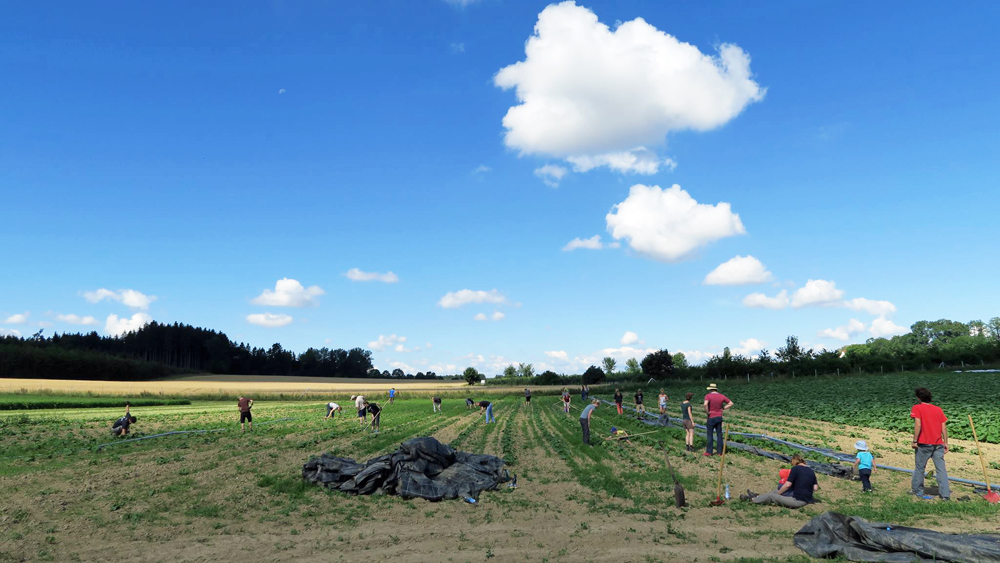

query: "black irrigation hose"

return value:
[597, 398, 1000, 492]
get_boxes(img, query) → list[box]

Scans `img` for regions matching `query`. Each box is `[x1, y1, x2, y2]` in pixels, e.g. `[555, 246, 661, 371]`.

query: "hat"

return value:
[610, 427, 617, 433]
[855, 440, 868, 451]
[706, 383, 718, 391]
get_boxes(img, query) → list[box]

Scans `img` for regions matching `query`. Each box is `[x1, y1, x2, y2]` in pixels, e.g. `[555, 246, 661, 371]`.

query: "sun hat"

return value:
[706, 383, 719, 391]
[855, 440, 868, 451]
[610, 427, 617, 433]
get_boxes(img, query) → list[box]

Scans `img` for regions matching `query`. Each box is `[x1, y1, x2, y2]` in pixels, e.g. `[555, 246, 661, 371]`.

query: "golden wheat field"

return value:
[0, 374, 476, 397]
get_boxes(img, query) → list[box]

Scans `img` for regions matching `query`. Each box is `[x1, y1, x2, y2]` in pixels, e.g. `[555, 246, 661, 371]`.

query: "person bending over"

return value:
[432, 396, 442, 413]
[325, 402, 342, 419]
[237, 396, 253, 433]
[111, 404, 137, 437]
[365, 401, 382, 432]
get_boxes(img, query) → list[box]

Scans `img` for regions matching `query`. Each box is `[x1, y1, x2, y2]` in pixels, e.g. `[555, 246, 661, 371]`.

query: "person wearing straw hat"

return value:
[853, 440, 876, 493]
[703, 384, 733, 457]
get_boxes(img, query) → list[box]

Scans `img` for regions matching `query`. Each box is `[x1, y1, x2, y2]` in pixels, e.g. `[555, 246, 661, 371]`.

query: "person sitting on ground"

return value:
[238, 396, 253, 433]
[432, 396, 442, 413]
[111, 404, 136, 437]
[634, 389, 645, 415]
[325, 401, 342, 419]
[613, 388, 624, 415]
[479, 400, 494, 423]
[853, 440, 876, 493]
[365, 400, 382, 432]
[466, 397, 475, 409]
[741, 454, 818, 508]
[353, 394, 367, 426]
[681, 393, 695, 451]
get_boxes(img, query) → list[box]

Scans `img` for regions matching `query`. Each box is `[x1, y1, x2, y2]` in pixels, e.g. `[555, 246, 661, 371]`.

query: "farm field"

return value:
[2, 378, 999, 562]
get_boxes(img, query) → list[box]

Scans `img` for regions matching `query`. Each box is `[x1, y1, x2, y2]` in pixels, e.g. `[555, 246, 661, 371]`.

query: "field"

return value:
[2, 373, 999, 562]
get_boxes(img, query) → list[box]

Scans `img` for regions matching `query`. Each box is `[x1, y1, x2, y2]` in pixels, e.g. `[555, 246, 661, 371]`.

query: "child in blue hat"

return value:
[853, 440, 876, 492]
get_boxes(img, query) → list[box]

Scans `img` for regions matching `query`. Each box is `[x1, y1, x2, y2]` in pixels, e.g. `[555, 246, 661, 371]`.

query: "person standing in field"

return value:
[658, 389, 669, 416]
[479, 400, 494, 423]
[853, 440, 876, 493]
[911, 387, 950, 500]
[524, 388, 531, 408]
[562, 388, 571, 413]
[703, 384, 732, 456]
[681, 393, 695, 452]
[432, 396, 442, 413]
[634, 389, 645, 416]
[353, 394, 367, 426]
[579, 399, 599, 445]
[613, 388, 624, 415]
[325, 401, 342, 419]
[388, 387, 396, 404]
[581, 384, 589, 402]
[365, 400, 382, 432]
[238, 396, 253, 433]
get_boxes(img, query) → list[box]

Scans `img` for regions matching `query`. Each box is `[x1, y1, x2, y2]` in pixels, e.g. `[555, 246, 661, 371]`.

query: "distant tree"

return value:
[601, 357, 616, 377]
[989, 318, 1000, 342]
[641, 349, 674, 379]
[517, 362, 535, 378]
[503, 364, 518, 378]
[625, 357, 641, 376]
[536, 370, 561, 385]
[776, 336, 806, 363]
[582, 365, 605, 385]
[671, 352, 688, 370]
[391, 368, 405, 378]
[463, 366, 481, 385]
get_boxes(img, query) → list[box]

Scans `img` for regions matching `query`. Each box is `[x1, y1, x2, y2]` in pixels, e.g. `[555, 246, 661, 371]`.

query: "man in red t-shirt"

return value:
[238, 396, 254, 433]
[910, 387, 949, 499]
[703, 384, 733, 456]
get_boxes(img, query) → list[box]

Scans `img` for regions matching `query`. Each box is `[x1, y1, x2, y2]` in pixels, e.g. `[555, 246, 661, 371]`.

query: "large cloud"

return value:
[252, 278, 325, 307]
[106, 313, 152, 337]
[346, 268, 399, 283]
[438, 289, 507, 309]
[84, 289, 157, 310]
[790, 279, 844, 308]
[703, 255, 773, 286]
[606, 184, 745, 262]
[494, 1, 764, 174]
[246, 313, 293, 328]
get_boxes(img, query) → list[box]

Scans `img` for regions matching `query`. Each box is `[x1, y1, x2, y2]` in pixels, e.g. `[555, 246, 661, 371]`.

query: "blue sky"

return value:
[2, 0, 998, 375]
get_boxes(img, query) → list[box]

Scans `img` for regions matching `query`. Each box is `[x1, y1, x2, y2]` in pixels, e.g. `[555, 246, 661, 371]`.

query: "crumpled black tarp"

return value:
[794, 512, 1000, 562]
[302, 436, 509, 501]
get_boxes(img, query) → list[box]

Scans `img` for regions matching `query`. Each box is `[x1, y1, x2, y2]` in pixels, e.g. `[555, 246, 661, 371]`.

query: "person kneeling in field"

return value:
[608, 427, 633, 446]
[111, 404, 137, 437]
[741, 454, 818, 508]
[325, 401, 342, 419]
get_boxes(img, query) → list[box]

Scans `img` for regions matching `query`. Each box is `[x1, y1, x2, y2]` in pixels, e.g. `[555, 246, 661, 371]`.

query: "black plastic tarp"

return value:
[794, 512, 1000, 562]
[302, 436, 509, 501]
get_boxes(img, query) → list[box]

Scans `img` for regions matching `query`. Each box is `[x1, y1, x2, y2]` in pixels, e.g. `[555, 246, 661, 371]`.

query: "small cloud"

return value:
[534, 164, 568, 187]
[252, 278, 325, 307]
[4, 313, 29, 324]
[791, 279, 844, 308]
[472, 164, 491, 174]
[345, 268, 399, 283]
[620, 331, 639, 345]
[56, 314, 99, 326]
[843, 297, 896, 317]
[545, 350, 569, 362]
[562, 235, 604, 251]
[870, 316, 908, 338]
[742, 290, 790, 310]
[819, 319, 867, 341]
[369, 334, 407, 352]
[474, 313, 488, 321]
[491, 311, 505, 321]
[703, 255, 774, 286]
[444, 0, 480, 6]
[438, 289, 507, 309]
[278, 88, 287, 94]
[83, 289, 157, 310]
[246, 313, 293, 328]
[106, 312, 152, 337]
[450, 42, 466, 53]
[0, 328, 22, 337]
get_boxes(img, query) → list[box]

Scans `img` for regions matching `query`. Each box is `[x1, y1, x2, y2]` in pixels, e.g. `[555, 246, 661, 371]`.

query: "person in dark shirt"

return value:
[466, 398, 475, 409]
[479, 400, 494, 423]
[634, 390, 645, 415]
[743, 454, 818, 508]
[613, 389, 624, 415]
[111, 404, 137, 437]
[365, 401, 382, 432]
[432, 396, 442, 413]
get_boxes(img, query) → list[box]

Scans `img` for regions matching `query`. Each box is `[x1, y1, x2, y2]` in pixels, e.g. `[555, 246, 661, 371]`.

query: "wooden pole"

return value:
[968, 415, 995, 494]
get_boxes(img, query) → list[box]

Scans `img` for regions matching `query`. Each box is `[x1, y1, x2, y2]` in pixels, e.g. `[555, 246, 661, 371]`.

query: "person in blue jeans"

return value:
[703, 384, 733, 456]
[853, 440, 876, 492]
[479, 400, 494, 423]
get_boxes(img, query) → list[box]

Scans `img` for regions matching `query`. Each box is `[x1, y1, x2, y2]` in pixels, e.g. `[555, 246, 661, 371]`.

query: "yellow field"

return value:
[0, 374, 474, 396]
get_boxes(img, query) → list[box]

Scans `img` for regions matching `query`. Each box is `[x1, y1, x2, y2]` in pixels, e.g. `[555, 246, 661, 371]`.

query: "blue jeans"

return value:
[706, 416, 724, 454]
[485, 404, 494, 423]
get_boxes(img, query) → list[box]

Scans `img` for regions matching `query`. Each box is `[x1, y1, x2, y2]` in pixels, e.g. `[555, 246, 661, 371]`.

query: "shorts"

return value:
[240, 411, 252, 423]
[358, 408, 366, 418]
[525, 396, 531, 402]
[659, 402, 667, 409]
[682, 419, 694, 430]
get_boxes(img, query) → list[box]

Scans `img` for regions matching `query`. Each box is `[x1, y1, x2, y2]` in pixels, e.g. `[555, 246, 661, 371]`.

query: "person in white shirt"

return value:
[352, 395, 367, 425]
[325, 402, 342, 419]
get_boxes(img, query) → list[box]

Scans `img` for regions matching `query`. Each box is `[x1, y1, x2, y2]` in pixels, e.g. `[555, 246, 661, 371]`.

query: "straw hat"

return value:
[855, 440, 868, 451]
[706, 383, 719, 391]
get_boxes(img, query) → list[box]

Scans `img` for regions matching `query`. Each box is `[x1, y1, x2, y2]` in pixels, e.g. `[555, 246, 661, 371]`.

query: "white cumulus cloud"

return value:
[731, 338, 767, 357]
[566, 149, 677, 175]
[534, 164, 568, 187]
[252, 278, 325, 307]
[843, 297, 897, 317]
[0, 328, 21, 337]
[620, 331, 639, 345]
[492, 311, 505, 321]
[791, 279, 844, 308]
[346, 268, 399, 283]
[474, 313, 488, 321]
[494, 1, 764, 175]
[563, 235, 605, 251]
[703, 255, 774, 286]
[606, 184, 745, 262]
[819, 319, 867, 341]
[4, 313, 29, 324]
[56, 314, 99, 326]
[742, 290, 789, 310]
[438, 289, 507, 309]
[870, 316, 908, 338]
[369, 334, 407, 352]
[106, 313, 152, 337]
[83, 289, 157, 310]
[246, 313, 294, 328]
[545, 350, 569, 362]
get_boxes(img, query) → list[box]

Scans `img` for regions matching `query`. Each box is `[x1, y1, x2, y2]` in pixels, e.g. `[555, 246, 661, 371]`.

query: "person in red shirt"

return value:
[910, 387, 949, 500]
[703, 384, 733, 456]
[237, 396, 253, 433]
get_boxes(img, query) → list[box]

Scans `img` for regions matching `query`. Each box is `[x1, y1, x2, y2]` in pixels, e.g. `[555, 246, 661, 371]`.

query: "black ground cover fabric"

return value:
[302, 436, 509, 501]
[794, 512, 1000, 562]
